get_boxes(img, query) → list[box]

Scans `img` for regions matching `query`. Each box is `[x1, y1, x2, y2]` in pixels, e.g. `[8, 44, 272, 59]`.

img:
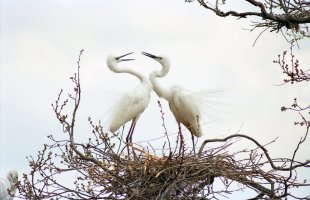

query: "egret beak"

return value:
[141, 51, 161, 59]
[116, 52, 135, 62]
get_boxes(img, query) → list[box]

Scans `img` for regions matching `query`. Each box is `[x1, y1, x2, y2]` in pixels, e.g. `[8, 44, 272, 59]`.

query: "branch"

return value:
[192, 0, 310, 40]
[274, 43, 310, 84]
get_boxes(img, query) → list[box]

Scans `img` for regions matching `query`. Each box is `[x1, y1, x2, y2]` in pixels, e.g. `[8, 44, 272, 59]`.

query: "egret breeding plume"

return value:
[106, 52, 152, 144]
[142, 52, 203, 150]
[0, 170, 18, 200]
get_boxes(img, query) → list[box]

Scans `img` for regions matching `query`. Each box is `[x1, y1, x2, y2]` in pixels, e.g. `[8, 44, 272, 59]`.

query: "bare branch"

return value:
[188, 0, 310, 40]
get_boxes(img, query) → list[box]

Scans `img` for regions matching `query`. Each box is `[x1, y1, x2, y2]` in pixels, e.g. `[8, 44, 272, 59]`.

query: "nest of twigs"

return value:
[85, 142, 249, 200]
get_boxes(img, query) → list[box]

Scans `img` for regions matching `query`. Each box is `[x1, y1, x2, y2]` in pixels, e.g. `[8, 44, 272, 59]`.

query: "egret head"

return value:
[141, 52, 170, 75]
[115, 52, 135, 62]
[7, 170, 18, 184]
[107, 52, 135, 72]
[141, 52, 169, 65]
[107, 52, 135, 64]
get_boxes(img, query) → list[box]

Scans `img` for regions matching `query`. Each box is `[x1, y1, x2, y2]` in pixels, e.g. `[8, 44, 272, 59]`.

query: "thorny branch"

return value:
[18, 50, 310, 199]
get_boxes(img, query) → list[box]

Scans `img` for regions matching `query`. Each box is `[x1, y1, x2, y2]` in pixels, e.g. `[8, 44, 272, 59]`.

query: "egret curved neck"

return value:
[108, 62, 145, 82]
[149, 63, 170, 99]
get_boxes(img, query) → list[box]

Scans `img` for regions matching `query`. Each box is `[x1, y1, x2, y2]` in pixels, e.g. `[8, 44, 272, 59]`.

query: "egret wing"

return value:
[0, 177, 10, 200]
[191, 88, 232, 124]
[108, 91, 149, 133]
[170, 90, 203, 137]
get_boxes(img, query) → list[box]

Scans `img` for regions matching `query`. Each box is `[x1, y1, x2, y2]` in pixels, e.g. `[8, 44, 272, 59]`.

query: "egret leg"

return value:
[127, 115, 139, 144]
[191, 133, 196, 154]
[126, 120, 135, 156]
[126, 121, 135, 145]
[129, 122, 138, 158]
[126, 118, 138, 156]
[187, 124, 196, 154]
[130, 122, 137, 143]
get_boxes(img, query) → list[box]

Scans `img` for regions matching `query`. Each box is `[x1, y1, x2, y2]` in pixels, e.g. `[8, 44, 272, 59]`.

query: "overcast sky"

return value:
[1, 0, 309, 198]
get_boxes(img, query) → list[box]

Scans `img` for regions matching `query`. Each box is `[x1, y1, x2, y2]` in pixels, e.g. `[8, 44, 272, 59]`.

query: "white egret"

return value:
[141, 52, 203, 150]
[106, 52, 152, 144]
[0, 170, 18, 200]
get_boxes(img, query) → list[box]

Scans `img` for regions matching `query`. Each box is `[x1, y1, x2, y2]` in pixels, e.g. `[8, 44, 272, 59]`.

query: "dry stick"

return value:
[173, 124, 180, 155]
[64, 50, 119, 181]
[178, 124, 185, 156]
[198, 134, 279, 169]
[116, 125, 125, 155]
[157, 100, 172, 155]
[198, 131, 310, 192]
[280, 115, 310, 198]
[198, 135, 279, 198]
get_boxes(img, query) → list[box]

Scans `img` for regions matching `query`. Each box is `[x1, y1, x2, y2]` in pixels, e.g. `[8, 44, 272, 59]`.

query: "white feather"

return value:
[191, 87, 233, 124]
[143, 52, 204, 137]
[103, 53, 152, 141]
[0, 170, 18, 200]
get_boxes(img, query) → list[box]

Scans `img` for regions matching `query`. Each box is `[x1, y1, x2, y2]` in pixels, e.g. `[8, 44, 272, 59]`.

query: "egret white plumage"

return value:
[0, 170, 18, 200]
[106, 52, 152, 144]
[141, 52, 203, 150]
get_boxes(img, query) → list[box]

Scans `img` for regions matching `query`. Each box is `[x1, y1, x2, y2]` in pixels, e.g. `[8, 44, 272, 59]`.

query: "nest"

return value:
[86, 145, 235, 199]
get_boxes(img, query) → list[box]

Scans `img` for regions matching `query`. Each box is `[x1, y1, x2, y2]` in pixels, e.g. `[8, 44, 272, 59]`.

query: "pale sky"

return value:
[1, 0, 309, 198]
